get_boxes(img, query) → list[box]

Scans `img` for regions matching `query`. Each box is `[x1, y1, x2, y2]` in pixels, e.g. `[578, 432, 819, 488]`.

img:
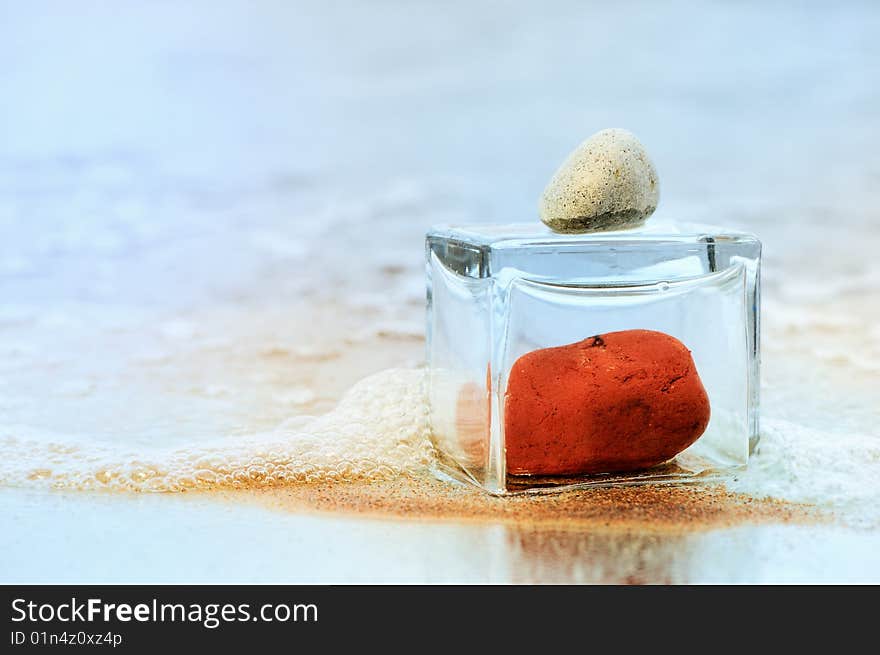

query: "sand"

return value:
[233, 475, 821, 534]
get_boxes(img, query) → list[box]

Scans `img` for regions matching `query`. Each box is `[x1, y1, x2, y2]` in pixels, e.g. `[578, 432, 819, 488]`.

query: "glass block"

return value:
[426, 220, 760, 494]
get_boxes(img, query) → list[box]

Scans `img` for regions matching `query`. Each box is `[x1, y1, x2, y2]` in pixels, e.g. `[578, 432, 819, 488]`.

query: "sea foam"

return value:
[0, 369, 433, 492]
[1, 367, 878, 527]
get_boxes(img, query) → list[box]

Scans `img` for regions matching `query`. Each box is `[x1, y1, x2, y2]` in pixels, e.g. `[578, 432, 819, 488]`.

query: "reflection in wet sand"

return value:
[503, 527, 693, 584]
[0, 486, 872, 583]
[218, 476, 821, 583]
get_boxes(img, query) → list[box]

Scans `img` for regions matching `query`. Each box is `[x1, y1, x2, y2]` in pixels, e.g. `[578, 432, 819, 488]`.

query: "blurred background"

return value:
[2, 0, 878, 438]
[1, 1, 879, 582]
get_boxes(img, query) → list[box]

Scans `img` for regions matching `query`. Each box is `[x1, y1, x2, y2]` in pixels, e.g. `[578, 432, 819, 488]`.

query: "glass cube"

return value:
[426, 220, 760, 494]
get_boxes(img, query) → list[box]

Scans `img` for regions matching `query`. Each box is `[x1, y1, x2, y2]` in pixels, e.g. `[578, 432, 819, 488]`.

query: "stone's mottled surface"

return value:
[539, 129, 660, 233]
[504, 330, 710, 476]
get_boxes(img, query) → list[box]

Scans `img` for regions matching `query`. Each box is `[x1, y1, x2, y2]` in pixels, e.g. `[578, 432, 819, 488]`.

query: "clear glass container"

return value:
[426, 220, 760, 494]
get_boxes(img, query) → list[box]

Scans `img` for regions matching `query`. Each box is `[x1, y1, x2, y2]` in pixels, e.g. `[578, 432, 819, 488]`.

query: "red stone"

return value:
[504, 329, 710, 476]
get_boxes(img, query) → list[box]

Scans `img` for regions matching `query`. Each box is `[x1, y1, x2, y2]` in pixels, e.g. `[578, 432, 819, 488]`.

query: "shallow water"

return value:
[1, 0, 879, 582]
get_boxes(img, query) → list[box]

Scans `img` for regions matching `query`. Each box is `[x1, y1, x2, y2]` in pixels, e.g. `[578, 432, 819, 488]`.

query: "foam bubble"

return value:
[0, 369, 433, 492]
[731, 417, 880, 527]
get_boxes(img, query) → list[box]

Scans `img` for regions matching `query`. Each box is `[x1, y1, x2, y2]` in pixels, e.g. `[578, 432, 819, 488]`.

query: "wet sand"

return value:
[229, 476, 822, 534]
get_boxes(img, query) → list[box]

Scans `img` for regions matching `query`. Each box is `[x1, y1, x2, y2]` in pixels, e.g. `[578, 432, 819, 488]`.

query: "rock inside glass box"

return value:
[425, 221, 760, 494]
